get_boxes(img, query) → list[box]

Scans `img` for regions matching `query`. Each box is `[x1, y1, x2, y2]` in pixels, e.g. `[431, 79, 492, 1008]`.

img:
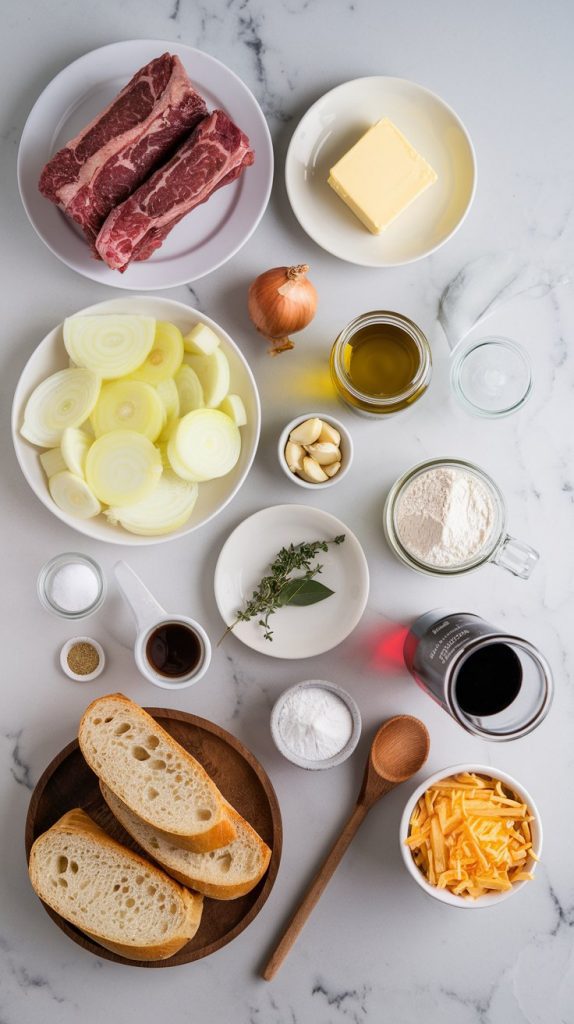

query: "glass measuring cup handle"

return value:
[491, 534, 539, 579]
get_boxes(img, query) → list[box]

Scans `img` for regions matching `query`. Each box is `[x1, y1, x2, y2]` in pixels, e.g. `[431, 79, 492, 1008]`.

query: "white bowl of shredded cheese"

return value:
[400, 764, 542, 907]
[270, 680, 361, 770]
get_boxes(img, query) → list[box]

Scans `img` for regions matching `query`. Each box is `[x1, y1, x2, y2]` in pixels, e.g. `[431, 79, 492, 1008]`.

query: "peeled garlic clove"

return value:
[289, 417, 322, 446]
[285, 440, 304, 474]
[297, 456, 328, 484]
[318, 421, 340, 446]
[305, 442, 340, 466]
[323, 461, 341, 478]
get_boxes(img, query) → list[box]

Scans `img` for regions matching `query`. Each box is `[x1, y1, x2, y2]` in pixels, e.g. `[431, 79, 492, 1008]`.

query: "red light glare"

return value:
[343, 621, 410, 674]
[371, 624, 410, 670]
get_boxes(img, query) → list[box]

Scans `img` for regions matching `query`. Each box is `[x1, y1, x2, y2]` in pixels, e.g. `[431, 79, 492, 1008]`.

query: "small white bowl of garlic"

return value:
[278, 413, 353, 488]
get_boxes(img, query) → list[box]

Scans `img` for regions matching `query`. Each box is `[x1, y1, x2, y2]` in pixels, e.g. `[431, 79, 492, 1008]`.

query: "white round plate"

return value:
[17, 40, 273, 289]
[11, 296, 261, 545]
[214, 505, 369, 659]
[286, 77, 476, 267]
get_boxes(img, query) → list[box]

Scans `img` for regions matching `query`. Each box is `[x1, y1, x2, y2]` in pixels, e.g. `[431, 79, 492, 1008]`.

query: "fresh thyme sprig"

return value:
[219, 535, 345, 643]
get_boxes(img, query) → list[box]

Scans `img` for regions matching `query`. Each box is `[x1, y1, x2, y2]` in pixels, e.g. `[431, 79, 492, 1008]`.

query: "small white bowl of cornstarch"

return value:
[271, 680, 361, 770]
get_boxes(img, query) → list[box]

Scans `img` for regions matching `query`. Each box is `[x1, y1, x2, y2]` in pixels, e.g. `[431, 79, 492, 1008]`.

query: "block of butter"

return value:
[328, 117, 438, 234]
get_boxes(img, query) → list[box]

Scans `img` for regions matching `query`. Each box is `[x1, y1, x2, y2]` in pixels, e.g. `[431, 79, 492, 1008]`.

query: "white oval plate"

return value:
[17, 40, 273, 289]
[214, 505, 369, 659]
[11, 296, 261, 545]
[286, 77, 476, 267]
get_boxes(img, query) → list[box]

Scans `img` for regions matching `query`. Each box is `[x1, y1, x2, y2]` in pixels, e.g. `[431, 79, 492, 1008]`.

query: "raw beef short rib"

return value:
[95, 109, 254, 272]
[39, 53, 207, 244]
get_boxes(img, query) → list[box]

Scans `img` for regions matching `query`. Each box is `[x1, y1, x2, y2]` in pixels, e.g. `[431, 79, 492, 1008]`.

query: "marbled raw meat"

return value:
[95, 109, 254, 272]
[39, 53, 207, 244]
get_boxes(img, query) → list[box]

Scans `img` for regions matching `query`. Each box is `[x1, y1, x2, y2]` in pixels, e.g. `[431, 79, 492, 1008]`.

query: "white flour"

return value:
[277, 685, 353, 761]
[395, 466, 496, 568]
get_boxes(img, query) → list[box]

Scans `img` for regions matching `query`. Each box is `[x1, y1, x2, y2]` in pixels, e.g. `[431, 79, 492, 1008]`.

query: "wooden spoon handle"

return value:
[262, 801, 368, 981]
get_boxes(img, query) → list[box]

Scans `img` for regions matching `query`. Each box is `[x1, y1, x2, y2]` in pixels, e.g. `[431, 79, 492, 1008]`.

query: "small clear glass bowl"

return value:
[451, 337, 533, 418]
[37, 553, 106, 619]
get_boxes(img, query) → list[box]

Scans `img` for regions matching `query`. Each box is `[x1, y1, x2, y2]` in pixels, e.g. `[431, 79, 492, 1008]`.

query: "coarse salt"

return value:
[50, 562, 100, 612]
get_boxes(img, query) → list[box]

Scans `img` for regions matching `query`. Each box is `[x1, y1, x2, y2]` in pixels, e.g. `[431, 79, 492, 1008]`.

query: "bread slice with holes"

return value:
[28, 809, 203, 961]
[78, 694, 236, 853]
[101, 782, 272, 900]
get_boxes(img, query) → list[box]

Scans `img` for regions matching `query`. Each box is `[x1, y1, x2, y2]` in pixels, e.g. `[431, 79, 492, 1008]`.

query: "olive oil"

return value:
[330, 311, 432, 416]
[343, 323, 421, 398]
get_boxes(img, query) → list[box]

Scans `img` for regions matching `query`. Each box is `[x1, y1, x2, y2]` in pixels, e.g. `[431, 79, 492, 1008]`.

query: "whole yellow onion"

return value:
[248, 264, 317, 354]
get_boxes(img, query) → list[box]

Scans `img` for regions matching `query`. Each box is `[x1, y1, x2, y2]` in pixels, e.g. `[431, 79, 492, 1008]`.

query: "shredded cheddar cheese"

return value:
[405, 772, 537, 899]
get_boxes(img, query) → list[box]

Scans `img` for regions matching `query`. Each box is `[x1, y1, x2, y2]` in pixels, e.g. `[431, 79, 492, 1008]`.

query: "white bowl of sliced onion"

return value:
[399, 764, 542, 908]
[11, 296, 260, 544]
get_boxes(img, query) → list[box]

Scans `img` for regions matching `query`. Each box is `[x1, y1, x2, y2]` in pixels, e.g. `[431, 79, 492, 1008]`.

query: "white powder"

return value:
[277, 685, 354, 761]
[50, 562, 100, 612]
[395, 466, 496, 568]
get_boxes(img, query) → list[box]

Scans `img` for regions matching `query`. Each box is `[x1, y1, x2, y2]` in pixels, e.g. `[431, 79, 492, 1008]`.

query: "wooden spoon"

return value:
[262, 715, 430, 980]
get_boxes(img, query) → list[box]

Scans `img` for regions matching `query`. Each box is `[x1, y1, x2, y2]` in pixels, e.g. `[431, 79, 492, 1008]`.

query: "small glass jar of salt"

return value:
[37, 553, 106, 619]
[271, 680, 361, 770]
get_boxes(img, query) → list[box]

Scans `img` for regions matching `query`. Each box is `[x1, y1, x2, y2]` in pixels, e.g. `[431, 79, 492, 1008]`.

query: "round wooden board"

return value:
[25, 708, 282, 968]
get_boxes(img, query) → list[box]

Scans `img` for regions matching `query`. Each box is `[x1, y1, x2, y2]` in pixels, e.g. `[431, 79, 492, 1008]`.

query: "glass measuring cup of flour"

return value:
[383, 458, 539, 578]
[114, 561, 211, 689]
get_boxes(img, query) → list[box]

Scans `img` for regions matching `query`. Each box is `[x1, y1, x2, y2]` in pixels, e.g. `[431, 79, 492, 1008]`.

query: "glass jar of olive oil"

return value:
[330, 311, 432, 416]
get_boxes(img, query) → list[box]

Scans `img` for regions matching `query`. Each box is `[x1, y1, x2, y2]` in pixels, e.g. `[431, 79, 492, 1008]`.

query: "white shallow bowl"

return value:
[286, 76, 476, 267]
[214, 504, 369, 659]
[399, 764, 542, 908]
[270, 680, 361, 770]
[60, 637, 105, 682]
[277, 413, 353, 490]
[11, 296, 261, 545]
[17, 40, 273, 289]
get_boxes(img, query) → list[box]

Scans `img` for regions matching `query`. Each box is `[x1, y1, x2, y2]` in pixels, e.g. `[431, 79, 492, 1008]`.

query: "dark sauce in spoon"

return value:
[146, 623, 202, 678]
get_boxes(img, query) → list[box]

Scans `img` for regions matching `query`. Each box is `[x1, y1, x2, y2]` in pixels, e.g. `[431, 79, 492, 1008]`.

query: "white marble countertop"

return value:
[1, 1, 573, 1022]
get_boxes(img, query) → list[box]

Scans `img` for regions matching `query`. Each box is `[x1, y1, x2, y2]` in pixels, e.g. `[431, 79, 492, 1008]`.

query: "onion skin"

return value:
[248, 264, 317, 354]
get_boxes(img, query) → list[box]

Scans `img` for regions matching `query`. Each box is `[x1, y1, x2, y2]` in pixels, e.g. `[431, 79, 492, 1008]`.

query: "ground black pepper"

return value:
[67, 641, 100, 676]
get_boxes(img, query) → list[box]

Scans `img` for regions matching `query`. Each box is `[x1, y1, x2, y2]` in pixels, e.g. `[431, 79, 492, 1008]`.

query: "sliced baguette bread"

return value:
[101, 782, 272, 900]
[79, 694, 236, 852]
[28, 809, 203, 961]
